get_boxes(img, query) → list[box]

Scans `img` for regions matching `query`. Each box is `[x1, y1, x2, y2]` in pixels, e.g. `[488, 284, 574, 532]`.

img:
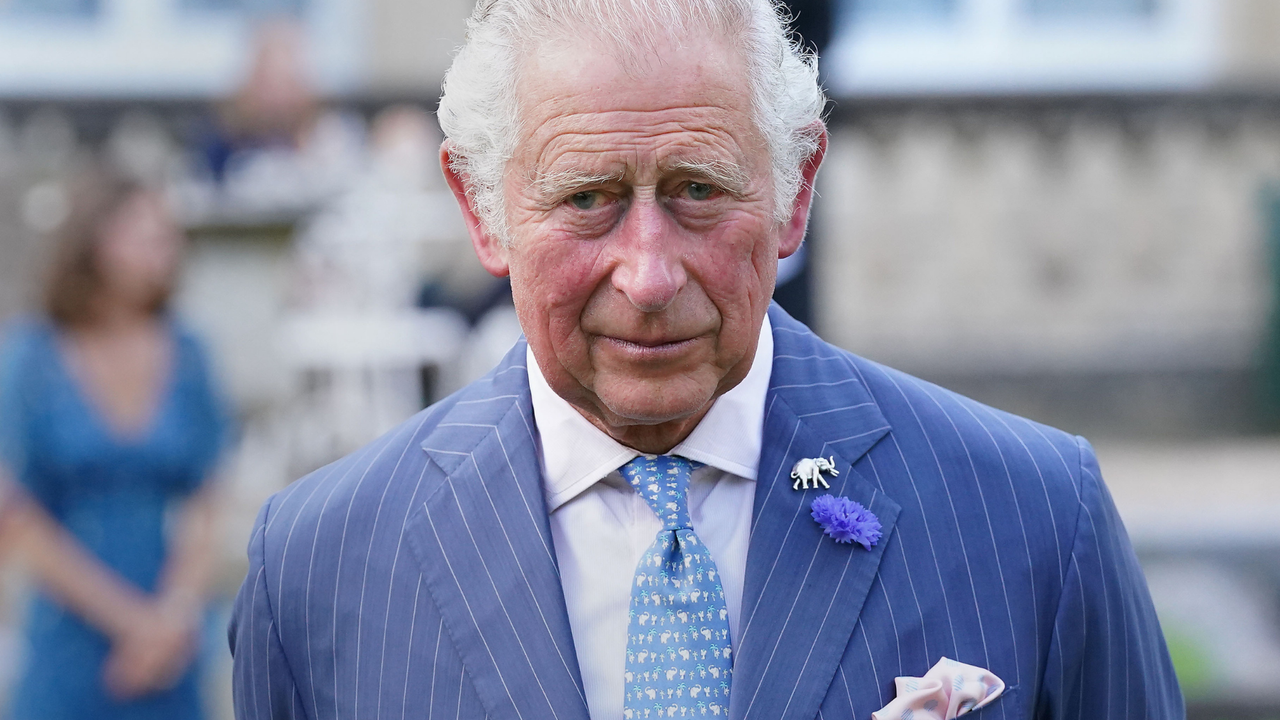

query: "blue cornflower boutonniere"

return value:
[810, 494, 882, 549]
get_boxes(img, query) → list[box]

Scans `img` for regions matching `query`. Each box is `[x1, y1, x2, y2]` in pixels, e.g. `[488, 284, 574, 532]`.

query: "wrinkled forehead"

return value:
[510, 12, 753, 97]
[508, 30, 766, 175]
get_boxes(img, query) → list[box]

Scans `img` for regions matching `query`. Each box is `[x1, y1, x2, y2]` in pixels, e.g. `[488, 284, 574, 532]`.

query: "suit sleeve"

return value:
[229, 499, 309, 720]
[1036, 437, 1185, 719]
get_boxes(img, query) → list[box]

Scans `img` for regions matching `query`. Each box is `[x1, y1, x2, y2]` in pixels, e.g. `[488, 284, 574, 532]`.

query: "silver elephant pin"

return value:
[791, 456, 839, 490]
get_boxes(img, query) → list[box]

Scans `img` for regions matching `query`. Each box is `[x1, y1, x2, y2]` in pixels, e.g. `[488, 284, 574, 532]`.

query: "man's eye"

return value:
[685, 182, 716, 201]
[569, 191, 602, 210]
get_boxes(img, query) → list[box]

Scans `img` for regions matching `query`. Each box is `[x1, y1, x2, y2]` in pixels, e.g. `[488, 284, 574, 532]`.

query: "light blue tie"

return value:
[620, 455, 732, 719]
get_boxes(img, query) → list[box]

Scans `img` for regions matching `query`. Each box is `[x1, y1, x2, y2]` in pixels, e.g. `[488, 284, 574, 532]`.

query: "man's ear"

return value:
[778, 122, 828, 259]
[440, 141, 511, 277]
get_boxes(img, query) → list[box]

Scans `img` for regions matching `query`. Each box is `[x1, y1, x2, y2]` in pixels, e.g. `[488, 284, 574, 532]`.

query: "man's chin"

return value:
[595, 385, 715, 429]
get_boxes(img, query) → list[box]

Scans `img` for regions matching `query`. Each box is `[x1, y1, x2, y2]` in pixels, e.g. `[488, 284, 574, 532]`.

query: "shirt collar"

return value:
[528, 314, 773, 512]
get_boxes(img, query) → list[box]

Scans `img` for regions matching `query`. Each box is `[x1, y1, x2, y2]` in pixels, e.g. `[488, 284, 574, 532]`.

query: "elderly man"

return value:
[230, 1, 1183, 718]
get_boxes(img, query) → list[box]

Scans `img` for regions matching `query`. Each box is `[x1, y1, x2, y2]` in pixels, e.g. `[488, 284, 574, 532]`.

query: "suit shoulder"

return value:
[255, 408, 437, 558]
[768, 309, 1087, 492]
[832, 348, 1088, 499]
[255, 357, 530, 562]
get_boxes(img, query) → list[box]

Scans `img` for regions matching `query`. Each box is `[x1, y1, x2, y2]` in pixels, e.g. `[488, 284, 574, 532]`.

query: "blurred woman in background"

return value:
[0, 164, 230, 719]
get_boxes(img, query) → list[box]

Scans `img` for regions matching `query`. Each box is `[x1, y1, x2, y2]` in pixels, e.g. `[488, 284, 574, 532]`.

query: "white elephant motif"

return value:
[790, 456, 839, 490]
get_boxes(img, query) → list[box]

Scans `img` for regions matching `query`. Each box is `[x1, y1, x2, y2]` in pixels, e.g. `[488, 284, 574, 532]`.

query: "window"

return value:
[178, 0, 305, 14]
[3, 0, 99, 19]
[848, 0, 956, 25]
[1024, 0, 1157, 18]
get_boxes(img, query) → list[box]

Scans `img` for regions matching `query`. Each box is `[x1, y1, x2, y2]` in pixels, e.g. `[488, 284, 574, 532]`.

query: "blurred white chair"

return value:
[279, 307, 469, 469]
[451, 305, 525, 391]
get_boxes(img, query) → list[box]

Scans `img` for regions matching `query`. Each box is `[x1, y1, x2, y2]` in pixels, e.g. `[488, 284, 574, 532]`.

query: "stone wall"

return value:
[816, 99, 1280, 376]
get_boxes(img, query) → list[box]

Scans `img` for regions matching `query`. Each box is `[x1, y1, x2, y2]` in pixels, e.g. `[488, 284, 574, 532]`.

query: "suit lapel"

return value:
[730, 307, 901, 720]
[404, 342, 590, 720]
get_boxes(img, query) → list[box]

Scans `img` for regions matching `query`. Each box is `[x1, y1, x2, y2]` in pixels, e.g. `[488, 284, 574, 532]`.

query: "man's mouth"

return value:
[598, 335, 700, 362]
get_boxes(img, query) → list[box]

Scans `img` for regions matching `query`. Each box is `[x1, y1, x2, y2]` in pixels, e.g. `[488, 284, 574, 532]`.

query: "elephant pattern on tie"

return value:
[619, 455, 733, 719]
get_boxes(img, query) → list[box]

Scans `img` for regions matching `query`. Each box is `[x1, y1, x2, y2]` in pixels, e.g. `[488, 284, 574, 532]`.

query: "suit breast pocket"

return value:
[866, 687, 1021, 720]
[968, 686, 1020, 718]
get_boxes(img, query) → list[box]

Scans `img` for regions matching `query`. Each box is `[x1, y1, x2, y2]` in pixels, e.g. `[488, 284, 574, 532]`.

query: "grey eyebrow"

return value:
[666, 159, 751, 197]
[531, 158, 752, 201]
[533, 169, 627, 199]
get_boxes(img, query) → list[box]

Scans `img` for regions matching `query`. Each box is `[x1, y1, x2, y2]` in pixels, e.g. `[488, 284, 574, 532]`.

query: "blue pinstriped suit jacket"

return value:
[229, 305, 1184, 719]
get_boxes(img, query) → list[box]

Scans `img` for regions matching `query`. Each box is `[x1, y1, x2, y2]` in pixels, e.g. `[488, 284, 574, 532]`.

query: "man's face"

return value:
[446, 34, 823, 451]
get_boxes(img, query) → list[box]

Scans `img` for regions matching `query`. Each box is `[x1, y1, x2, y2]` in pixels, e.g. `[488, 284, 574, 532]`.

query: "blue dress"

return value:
[0, 317, 230, 720]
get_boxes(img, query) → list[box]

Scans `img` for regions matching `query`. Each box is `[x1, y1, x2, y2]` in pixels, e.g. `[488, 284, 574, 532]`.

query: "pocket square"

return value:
[871, 657, 1005, 720]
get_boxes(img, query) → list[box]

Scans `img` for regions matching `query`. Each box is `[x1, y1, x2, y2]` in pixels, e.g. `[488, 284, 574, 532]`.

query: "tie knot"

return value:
[619, 454, 702, 530]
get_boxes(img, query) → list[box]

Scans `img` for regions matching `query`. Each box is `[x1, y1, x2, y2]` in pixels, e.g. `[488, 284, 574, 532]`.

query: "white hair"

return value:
[437, 0, 826, 244]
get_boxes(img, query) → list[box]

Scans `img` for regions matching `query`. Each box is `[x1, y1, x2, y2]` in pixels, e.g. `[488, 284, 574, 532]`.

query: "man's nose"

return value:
[610, 199, 687, 312]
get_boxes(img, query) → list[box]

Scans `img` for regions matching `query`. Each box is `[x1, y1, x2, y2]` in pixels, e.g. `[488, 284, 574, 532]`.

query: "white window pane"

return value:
[1025, 0, 1157, 18]
[3, 0, 98, 18]
[849, 0, 956, 24]
[178, 0, 306, 14]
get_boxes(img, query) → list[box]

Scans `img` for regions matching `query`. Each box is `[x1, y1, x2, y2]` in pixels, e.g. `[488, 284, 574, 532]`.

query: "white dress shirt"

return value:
[526, 316, 772, 720]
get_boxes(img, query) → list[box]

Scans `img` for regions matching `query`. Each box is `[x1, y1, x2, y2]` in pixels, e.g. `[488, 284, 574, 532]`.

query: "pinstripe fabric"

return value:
[230, 304, 1183, 720]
